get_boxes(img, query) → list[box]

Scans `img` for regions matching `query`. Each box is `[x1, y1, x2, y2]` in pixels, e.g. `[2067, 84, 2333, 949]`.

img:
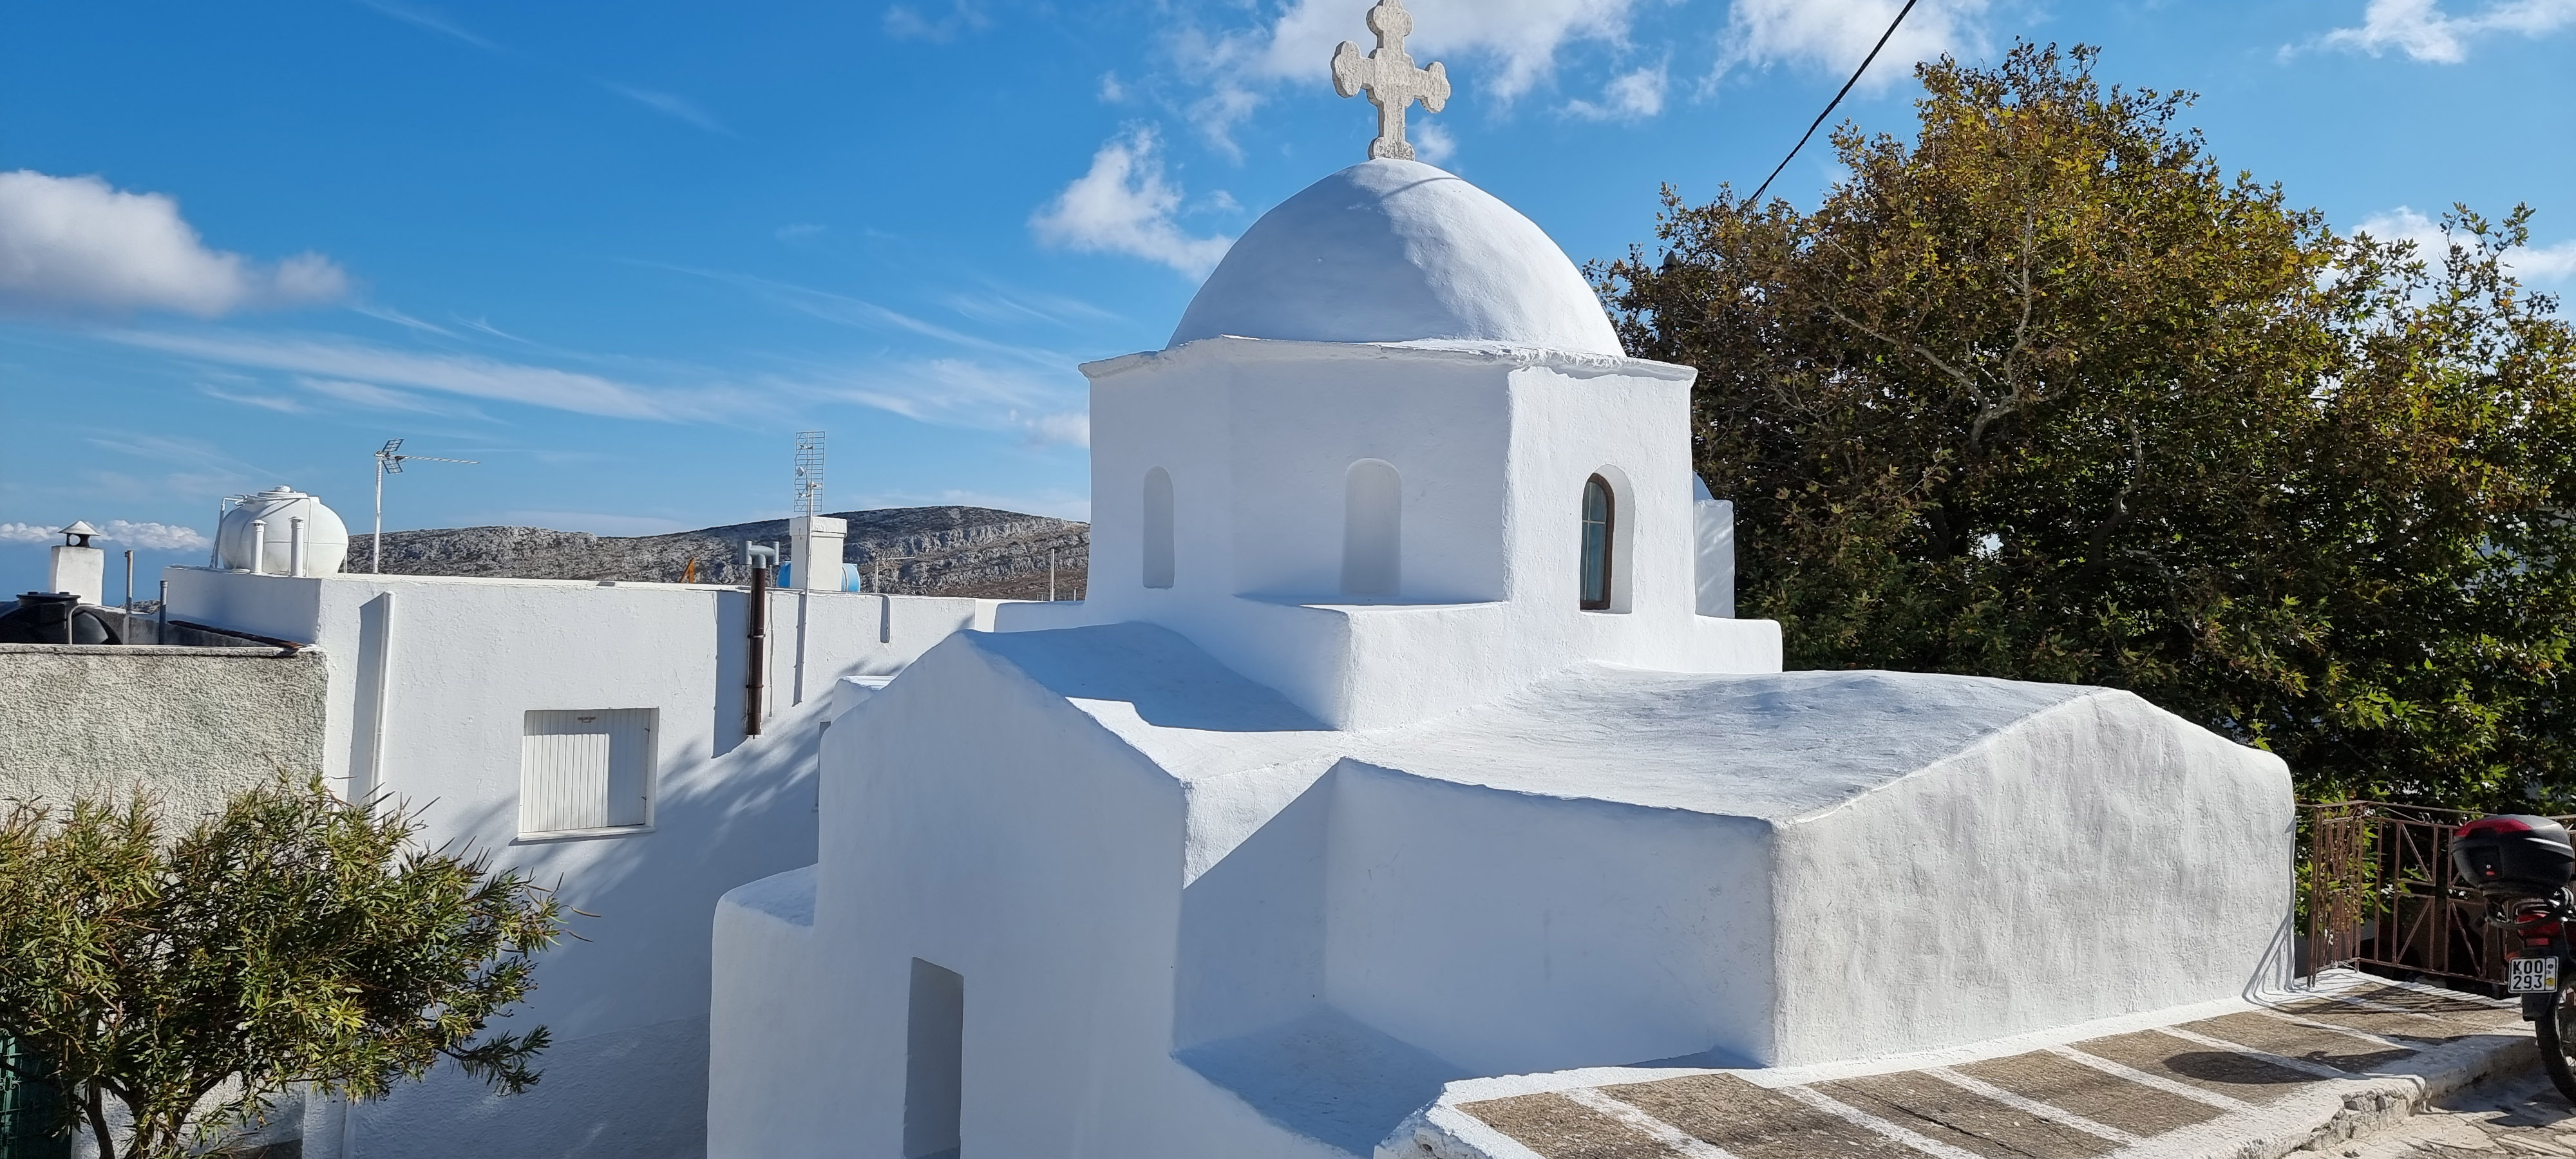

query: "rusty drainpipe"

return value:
[746, 563, 768, 736]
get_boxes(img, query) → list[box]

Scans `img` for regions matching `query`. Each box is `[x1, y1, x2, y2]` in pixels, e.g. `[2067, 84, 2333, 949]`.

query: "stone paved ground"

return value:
[1398, 979, 2542, 1159]
[2291, 1073, 2576, 1157]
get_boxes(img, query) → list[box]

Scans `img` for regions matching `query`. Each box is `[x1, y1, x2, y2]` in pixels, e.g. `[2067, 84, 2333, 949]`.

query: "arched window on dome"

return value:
[1341, 459, 1401, 596]
[1579, 474, 1615, 610]
[1142, 467, 1175, 589]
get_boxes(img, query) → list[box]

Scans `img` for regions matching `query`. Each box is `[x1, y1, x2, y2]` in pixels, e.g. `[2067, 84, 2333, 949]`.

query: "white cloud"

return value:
[1029, 129, 1234, 278]
[1249, 0, 1642, 102]
[101, 520, 210, 550]
[1567, 64, 1667, 119]
[1718, 0, 1990, 86]
[2354, 205, 2576, 283]
[2320, 0, 2576, 62]
[1168, 0, 1646, 150]
[109, 330, 738, 422]
[0, 520, 207, 549]
[1412, 121, 1459, 164]
[0, 171, 350, 318]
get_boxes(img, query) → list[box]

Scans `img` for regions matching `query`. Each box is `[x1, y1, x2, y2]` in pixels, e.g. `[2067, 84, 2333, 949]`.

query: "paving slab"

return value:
[1953, 1048, 2226, 1136]
[1813, 1068, 2119, 1158]
[2181, 1012, 2420, 1073]
[2073, 1028, 2324, 1104]
[1602, 1073, 1926, 1158]
[1378, 972, 2546, 1159]
[1457, 1093, 1671, 1159]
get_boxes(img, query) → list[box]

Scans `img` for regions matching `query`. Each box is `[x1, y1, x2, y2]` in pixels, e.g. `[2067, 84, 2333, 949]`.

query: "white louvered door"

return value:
[520, 709, 654, 834]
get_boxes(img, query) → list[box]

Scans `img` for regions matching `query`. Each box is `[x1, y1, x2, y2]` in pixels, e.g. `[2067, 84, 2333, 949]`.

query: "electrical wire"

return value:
[1745, 0, 1922, 208]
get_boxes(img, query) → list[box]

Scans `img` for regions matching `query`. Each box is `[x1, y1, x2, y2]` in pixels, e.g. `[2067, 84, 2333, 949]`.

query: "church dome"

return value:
[1168, 158, 1625, 357]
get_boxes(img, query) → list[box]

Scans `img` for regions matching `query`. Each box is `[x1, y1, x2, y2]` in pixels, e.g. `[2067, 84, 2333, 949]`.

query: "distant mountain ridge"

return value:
[367, 505, 1090, 600]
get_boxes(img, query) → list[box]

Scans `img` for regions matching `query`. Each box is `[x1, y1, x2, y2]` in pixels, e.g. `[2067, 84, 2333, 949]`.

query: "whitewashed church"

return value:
[702, 4, 2295, 1157]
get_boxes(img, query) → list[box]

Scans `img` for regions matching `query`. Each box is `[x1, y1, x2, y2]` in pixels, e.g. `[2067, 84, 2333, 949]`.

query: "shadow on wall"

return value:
[350, 686, 836, 1159]
[1171, 767, 1468, 1154]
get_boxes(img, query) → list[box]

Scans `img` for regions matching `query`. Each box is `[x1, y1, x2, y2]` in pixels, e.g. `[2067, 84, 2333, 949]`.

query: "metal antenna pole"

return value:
[372, 438, 477, 574]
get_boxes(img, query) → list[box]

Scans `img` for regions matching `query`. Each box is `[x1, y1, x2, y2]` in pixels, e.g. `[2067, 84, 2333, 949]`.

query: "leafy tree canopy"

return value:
[1598, 42, 2576, 810]
[0, 777, 565, 1159]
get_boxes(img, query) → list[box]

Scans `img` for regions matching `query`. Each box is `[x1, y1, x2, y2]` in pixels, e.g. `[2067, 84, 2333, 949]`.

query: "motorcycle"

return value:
[2454, 814, 2576, 1099]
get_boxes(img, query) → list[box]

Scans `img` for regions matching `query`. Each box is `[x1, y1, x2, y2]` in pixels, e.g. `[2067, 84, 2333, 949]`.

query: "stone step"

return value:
[1384, 973, 2543, 1159]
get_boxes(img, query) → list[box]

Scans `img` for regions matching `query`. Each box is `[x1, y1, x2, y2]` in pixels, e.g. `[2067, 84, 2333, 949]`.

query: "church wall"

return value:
[1500, 364, 1703, 655]
[1223, 353, 1510, 605]
[808, 634, 1329, 1158]
[1321, 763, 1779, 1075]
[1768, 690, 2296, 1066]
[1086, 348, 1233, 604]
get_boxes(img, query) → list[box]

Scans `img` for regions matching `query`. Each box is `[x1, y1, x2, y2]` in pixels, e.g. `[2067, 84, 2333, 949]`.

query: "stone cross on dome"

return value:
[1331, 0, 1451, 161]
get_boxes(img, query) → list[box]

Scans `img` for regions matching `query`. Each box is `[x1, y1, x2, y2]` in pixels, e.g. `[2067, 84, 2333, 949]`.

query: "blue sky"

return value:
[3, 0, 2571, 593]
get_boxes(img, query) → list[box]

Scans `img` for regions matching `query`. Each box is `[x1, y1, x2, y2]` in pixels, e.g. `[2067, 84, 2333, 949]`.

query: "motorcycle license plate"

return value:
[2510, 956, 2561, 994]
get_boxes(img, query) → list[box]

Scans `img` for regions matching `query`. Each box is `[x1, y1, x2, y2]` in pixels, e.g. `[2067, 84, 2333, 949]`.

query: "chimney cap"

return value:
[60, 520, 99, 547]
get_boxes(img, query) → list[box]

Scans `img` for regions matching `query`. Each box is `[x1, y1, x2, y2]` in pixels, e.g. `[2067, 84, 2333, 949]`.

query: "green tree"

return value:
[0, 777, 565, 1159]
[1598, 42, 2576, 809]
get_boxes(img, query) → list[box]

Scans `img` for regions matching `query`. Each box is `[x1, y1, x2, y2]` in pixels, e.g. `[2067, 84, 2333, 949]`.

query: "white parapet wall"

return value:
[159, 566, 1011, 1159]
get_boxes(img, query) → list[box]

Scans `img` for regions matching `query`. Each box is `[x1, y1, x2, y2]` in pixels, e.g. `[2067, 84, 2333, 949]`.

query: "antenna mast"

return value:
[793, 431, 825, 519]
[373, 438, 479, 574]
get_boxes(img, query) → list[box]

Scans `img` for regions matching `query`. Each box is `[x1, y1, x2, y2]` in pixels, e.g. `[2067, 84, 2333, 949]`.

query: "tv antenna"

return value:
[372, 438, 478, 574]
[793, 431, 825, 518]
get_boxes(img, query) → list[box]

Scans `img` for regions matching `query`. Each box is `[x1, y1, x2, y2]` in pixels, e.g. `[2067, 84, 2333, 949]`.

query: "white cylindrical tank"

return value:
[217, 486, 351, 576]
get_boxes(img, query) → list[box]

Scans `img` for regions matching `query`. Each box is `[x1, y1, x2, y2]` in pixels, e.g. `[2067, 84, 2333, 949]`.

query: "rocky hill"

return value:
[366, 506, 1090, 600]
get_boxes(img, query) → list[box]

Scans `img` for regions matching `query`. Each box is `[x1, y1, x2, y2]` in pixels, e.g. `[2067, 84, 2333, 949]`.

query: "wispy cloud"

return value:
[79, 430, 289, 503]
[656, 264, 1074, 366]
[596, 82, 734, 135]
[109, 330, 743, 422]
[350, 301, 458, 337]
[937, 285, 1123, 328]
[0, 171, 350, 319]
[884, 0, 992, 42]
[2312, 0, 2576, 61]
[1030, 128, 1233, 278]
[348, 1, 735, 136]
[198, 384, 308, 413]
[804, 357, 1088, 448]
[298, 375, 495, 419]
[350, 0, 497, 50]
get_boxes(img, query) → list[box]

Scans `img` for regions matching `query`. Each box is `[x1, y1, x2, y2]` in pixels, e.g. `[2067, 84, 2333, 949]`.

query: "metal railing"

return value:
[2302, 800, 2576, 991]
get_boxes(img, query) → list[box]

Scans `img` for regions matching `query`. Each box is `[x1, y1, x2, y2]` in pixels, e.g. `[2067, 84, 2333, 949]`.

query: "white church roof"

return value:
[1168, 158, 1627, 357]
[965, 623, 2107, 824]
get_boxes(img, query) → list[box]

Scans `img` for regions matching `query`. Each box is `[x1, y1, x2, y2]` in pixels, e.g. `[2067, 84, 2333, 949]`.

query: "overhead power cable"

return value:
[1745, 0, 1922, 208]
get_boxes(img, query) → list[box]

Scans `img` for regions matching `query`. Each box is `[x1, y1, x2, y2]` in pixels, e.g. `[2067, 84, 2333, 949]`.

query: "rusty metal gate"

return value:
[2302, 801, 2576, 991]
